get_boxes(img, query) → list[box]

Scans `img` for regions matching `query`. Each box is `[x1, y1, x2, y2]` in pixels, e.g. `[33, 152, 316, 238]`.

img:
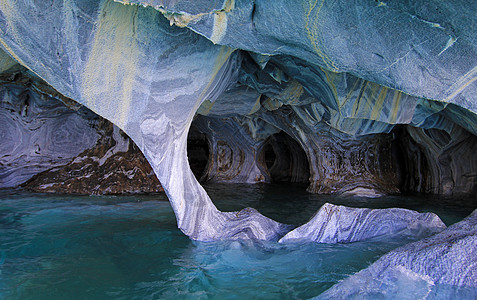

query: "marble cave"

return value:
[0, 0, 476, 298]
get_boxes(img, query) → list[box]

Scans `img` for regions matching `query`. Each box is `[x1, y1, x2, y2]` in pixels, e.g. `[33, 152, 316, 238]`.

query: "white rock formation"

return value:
[279, 203, 446, 243]
[318, 209, 477, 298]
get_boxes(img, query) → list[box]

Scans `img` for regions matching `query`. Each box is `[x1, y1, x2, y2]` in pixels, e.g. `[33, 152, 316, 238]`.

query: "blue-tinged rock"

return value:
[126, 0, 477, 113]
[317, 209, 477, 298]
[0, 79, 100, 188]
[116, 0, 231, 15]
[279, 203, 446, 243]
[0, 49, 17, 73]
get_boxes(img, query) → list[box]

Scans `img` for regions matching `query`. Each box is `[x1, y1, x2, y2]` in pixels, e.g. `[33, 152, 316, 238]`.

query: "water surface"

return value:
[0, 183, 475, 299]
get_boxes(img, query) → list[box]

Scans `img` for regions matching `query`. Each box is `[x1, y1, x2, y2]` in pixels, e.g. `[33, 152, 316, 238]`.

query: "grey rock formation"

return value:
[0, 71, 100, 188]
[192, 116, 272, 184]
[0, 67, 162, 194]
[318, 209, 477, 298]
[116, 0, 477, 112]
[22, 121, 164, 195]
[400, 125, 477, 195]
[0, 0, 290, 240]
[279, 203, 446, 243]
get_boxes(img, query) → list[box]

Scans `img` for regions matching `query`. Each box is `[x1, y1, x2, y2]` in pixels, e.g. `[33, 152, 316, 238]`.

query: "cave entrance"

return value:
[187, 126, 210, 182]
[260, 131, 310, 184]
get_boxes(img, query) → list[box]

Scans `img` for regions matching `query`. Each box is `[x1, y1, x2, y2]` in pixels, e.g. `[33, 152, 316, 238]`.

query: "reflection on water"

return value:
[0, 184, 475, 299]
[206, 183, 477, 226]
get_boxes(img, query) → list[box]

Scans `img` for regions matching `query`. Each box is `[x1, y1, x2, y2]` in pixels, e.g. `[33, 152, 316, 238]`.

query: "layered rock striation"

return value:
[319, 209, 477, 298]
[22, 121, 163, 195]
[0, 66, 162, 194]
[0, 69, 100, 188]
[279, 203, 446, 243]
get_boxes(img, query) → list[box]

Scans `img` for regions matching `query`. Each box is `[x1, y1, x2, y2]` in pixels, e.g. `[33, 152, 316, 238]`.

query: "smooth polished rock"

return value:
[0, 68, 162, 194]
[401, 125, 477, 195]
[318, 209, 477, 298]
[1, 0, 477, 242]
[279, 203, 446, 243]
[192, 115, 276, 184]
[116, 0, 477, 113]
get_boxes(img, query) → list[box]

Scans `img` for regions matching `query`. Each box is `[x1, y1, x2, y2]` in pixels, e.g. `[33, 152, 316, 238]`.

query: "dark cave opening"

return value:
[391, 125, 429, 194]
[187, 126, 210, 182]
[260, 131, 310, 184]
[391, 124, 477, 196]
[263, 143, 276, 171]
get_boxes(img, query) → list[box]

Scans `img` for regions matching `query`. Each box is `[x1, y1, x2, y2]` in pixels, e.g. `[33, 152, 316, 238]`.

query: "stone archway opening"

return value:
[260, 131, 310, 184]
[187, 125, 210, 182]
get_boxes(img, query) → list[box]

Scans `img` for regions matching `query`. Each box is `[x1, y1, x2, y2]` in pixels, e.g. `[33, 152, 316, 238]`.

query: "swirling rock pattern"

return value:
[0, 0, 290, 240]
[0, 69, 162, 194]
[318, 209, 477, 298]
[0, 0, 476, 242]
[0, 74, 100, 188]
[193, 113, 401, 195]
[116, 0, 477, 112]
[192, 116, 274, 184]
[22, 121, 163, 195]
[400, 125, 477, 195]
[279, 203, 446, 243]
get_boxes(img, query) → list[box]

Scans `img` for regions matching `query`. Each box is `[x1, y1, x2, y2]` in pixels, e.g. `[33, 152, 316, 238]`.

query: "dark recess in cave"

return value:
[391, 125, 430, 194]
[187, 126, 210, 182]
[263, 143, 276, 170]
[390, 124, 477, 196]
[260, 131, 310, 183]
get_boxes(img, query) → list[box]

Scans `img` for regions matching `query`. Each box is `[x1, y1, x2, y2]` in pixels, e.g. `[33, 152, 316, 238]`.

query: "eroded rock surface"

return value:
[22, 122, 163, 195]
[318, 209, 477, 298]
[0, 71, 100, 188]
[398, 125, 477, 195]
[0, 67, 162, 194]
[279, 203, 446, 243]
[0, 0, 291, 240]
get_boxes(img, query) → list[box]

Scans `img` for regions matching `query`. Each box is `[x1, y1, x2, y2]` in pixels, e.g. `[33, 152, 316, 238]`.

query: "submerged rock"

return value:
[279, 203, 446, 243]
[215, 208, 294, 241]
[318, 209, 477, 298]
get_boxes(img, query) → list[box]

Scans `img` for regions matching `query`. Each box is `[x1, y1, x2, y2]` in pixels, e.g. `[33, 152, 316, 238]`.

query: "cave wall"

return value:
[0, 0, 293, 240]
[192, 116, 272, 184]
[22, 120, 163, 195]
[260, 131, 310, 184]
[0, 70, 99, 188]
[193, 112, 401, 196]
[0, 67, 162, 194]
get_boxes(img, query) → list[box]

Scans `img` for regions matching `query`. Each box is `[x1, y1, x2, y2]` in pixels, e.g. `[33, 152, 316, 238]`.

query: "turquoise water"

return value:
[0, 184, 475, 299]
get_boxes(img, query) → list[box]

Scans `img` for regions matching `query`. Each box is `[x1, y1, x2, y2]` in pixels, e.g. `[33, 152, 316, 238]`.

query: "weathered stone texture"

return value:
[319, 209, 477, 298]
